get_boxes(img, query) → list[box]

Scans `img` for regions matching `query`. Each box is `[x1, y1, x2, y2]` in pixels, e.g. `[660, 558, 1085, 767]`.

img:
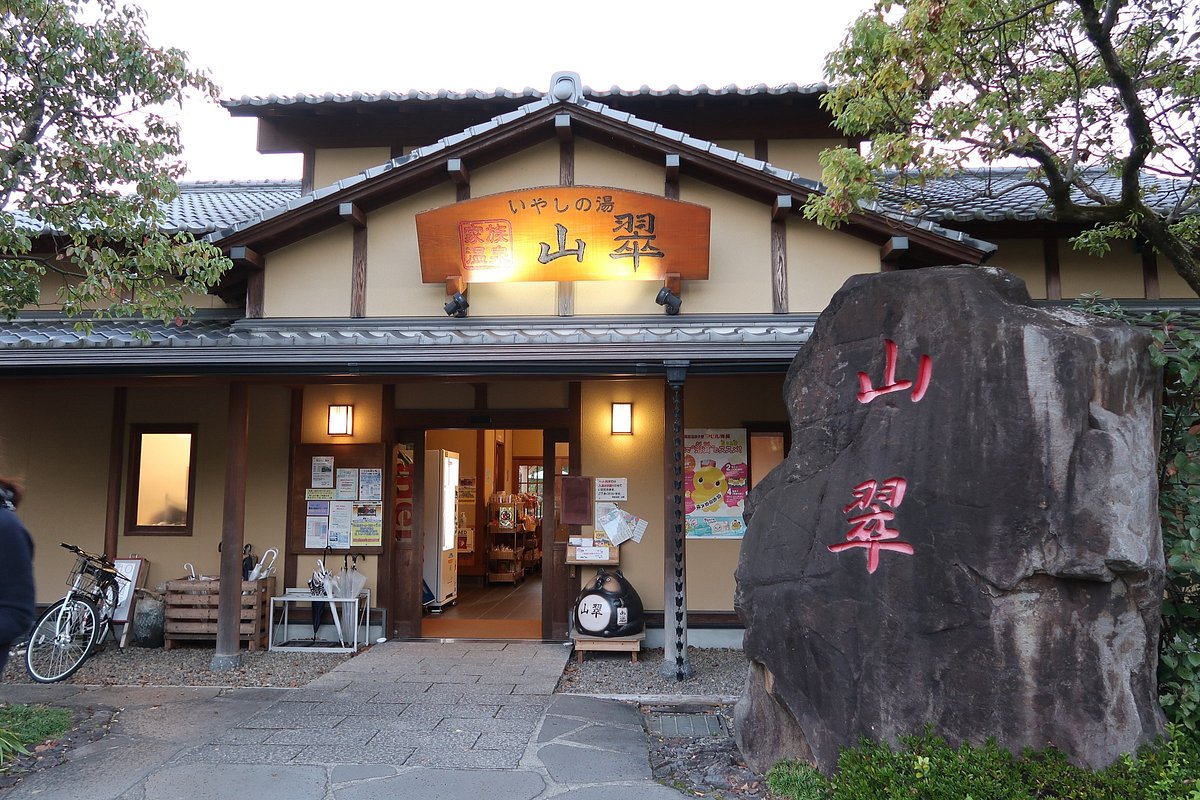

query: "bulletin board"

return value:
[291, 443, 388, 555]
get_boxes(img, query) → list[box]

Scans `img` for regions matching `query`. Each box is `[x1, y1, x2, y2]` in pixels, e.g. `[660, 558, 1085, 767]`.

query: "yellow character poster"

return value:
[684, 429, 749, 539]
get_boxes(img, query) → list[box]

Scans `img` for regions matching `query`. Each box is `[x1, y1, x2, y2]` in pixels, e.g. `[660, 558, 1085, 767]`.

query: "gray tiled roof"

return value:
[206, 81, 994, 257]
[9, 181, 301, 236]
[221, 82, 829, 110]
[163, 181, 301, 234]
[0, 312, 818, 373]
[875, 167, 1194, 223]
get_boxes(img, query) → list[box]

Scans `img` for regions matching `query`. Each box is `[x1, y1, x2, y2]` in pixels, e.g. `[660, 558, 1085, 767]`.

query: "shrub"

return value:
[766, 727, 1200, 800]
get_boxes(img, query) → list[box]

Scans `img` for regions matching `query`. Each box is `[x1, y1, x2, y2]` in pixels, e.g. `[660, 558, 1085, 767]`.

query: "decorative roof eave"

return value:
[0, 312, 817, 378]
[207, 78, 994, 268]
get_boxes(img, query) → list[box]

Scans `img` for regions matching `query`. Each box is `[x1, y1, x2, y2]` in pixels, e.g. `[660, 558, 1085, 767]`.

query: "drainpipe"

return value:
[662, 361, 693, 680]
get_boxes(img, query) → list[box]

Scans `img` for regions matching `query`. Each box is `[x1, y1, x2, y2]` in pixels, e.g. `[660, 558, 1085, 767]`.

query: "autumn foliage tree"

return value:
[808, 0, 1200, 296]
[0, 0, 230, 323]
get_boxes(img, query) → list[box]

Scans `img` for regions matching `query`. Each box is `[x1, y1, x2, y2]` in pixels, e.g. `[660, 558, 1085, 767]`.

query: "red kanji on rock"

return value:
[829, 477, 914, 573]
[858, 339, 932, 403]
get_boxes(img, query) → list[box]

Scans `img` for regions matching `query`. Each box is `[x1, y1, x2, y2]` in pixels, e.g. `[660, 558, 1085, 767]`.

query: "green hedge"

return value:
[767, 727, 1200, 800]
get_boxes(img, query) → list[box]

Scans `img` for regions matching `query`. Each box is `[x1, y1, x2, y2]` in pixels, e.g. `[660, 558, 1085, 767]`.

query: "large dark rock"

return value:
[734, 266, 1166, 775]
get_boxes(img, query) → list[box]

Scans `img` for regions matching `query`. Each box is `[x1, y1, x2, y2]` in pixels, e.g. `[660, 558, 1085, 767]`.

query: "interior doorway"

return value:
[419, 428, 565, 639]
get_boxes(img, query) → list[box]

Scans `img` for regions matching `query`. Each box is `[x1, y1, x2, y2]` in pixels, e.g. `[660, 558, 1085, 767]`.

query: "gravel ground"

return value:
[2, 641, 351, 687]
[4, 639, 748, 694]
[558, 647, 748, 697]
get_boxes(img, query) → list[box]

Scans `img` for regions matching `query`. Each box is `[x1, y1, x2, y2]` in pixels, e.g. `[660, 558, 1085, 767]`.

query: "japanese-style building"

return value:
[1, 72, 1189, 652]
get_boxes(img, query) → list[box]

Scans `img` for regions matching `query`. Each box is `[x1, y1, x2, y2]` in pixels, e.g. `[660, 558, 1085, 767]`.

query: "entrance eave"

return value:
[0, 313, 818, 378]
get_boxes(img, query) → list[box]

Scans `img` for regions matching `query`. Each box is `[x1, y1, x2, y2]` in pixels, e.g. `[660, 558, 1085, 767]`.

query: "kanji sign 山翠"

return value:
[417, 186, 709, 284]
[858, 338, 932, 404]
[828, 477, 915, 573]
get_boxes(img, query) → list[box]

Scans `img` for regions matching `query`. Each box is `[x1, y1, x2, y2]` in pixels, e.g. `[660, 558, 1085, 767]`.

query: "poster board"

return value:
[291, 443, 388, 555]
[684, 428, 750, 539]
[111, 557, 148, 625]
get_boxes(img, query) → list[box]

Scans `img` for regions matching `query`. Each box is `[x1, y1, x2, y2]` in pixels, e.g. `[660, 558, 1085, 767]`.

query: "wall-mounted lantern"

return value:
[328, 404, 354, 436]
[611, 402, 633, 435]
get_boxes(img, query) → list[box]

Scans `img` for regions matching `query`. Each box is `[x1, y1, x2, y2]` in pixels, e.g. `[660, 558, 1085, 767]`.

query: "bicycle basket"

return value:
[68, 555, 117, 598]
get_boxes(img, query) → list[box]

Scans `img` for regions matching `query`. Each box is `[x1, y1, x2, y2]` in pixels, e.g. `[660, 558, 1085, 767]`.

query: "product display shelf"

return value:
[486, 527, 525, 584]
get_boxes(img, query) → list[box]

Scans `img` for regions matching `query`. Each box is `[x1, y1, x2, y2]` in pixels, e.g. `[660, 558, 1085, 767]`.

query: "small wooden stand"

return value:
[163, 577, 275, 651]
[572, 630, 645, 663]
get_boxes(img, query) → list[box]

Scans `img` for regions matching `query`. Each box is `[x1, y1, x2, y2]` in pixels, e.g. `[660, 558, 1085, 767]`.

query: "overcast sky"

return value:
[134, 0, 876, 181]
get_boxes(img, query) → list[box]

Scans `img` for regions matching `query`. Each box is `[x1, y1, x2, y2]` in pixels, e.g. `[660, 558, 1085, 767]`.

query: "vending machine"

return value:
[423, 449, 459, 609]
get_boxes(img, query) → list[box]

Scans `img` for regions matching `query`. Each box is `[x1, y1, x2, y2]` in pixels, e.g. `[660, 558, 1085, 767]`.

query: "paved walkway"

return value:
[0, 641, 685, 800]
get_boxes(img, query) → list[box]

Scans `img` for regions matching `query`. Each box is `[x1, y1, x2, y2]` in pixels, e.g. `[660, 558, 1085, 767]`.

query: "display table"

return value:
[269, 589, 371, 653]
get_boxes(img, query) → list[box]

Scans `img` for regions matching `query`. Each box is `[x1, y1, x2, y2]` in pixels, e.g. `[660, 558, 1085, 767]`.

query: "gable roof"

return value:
[207, 73, 995, 276]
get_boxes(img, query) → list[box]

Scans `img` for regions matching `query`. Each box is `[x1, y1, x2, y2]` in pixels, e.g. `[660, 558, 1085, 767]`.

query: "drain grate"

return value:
[646, 712, 729, 738]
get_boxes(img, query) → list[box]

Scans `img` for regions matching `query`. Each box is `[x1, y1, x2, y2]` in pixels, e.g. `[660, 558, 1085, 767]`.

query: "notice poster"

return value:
[305, 516, 330, 549]
[335, 468, 359, 501]
[312, 456, 334, 488]
[594, 478, 628, 502]
[684, 428, 749, 539]
[305, 488, 335, 501]
[329, 501, 353, 548]
[306, 500, 330, 516]
[359, 468, 382, 501]
[351, 502, 384, 547]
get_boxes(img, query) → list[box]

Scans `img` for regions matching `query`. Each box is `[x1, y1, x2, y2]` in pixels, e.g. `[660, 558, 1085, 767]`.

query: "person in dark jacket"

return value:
[0, 479, 35, 675]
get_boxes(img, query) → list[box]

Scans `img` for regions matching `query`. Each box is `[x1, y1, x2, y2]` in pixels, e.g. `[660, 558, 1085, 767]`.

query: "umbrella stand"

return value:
[322, 581, 346, 646]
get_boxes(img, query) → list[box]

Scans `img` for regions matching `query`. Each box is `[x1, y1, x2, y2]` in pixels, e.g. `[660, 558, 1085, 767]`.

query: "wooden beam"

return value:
[212, 382, 250, 670]
[557, 281, 574, 316]
[772, 216, 788, 313]
[665, 154, 680, 200]
[283, 387, 302, 593]
[301, 149, 315, 195]
[447, 158, 469, 186]
[1142, 244, 1160, 300]
[448, 158, 470, 202]
[555, 113, 573, 143]
[880, 236, 909, 272]
[246, 271, 264, 319]
[104, 387, 126, 560]
[754, 140, 769, 162]
[445, 275, 465, 296]
[663, 273, 681, 296]
[350, 224, 367, 318]
[339, 202, 366, 229]
[1043, 236, 1062, 300]
[772, 195, 793, 222]
[228, 245, 263, 269]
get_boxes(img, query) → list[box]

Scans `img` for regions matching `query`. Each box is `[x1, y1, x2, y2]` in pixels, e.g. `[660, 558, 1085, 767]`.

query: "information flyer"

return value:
[335, 468, 359, 501]
[351, 502, 384, 546]
[329, 500, 353, 548]
[358, 468, 382, 501]
[684, 428, 749, 539]
[305, 516, 330, 549]
[311, 456, 334, 488]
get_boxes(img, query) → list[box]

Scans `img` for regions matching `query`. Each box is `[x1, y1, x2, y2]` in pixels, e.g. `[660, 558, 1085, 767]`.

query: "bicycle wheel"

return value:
[90, 580, 120, 652]
[24, 597, 99, 683]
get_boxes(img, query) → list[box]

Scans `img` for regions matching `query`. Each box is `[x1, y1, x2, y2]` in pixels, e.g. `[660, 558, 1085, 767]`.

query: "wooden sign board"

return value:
[417, 186, 710, 284]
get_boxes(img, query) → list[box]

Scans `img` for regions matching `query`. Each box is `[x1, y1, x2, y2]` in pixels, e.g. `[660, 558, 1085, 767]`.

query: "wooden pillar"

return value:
[212, 382, 250, 671]
[1142, 245, 1160, 300]
[661, 363, 693, 679]
[103, 387, 126, 559]
[771, 196, 791, 313]
[283, 387, 303, 592]
[1043, 236, 1062, 300]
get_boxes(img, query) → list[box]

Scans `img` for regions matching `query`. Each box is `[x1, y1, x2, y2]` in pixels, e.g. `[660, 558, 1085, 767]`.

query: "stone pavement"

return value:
[0, 640, 687, 799]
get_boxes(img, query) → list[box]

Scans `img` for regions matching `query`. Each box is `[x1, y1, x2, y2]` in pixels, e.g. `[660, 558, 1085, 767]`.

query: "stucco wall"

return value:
[579, 374, 787, 613]
[365, 184, 457, 317]
[678, 178, 773, 313]
[0, 384, 290, 602]
[1060, 241, 1145, 299]
[786, 220, 881, 312]
[989, 239, 1048, 299]
[313, 147, 392, 189]
[263, 227, 353, 317]
[302, 384, 383, 444]
[765, 139, 845, 180]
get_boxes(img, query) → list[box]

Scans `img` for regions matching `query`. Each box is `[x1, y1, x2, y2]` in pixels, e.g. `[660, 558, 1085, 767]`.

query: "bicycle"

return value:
[24, 542, 127, 683]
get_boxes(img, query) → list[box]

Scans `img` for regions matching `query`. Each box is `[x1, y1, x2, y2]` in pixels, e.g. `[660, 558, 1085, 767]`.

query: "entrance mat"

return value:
[421, 617, 541, 639]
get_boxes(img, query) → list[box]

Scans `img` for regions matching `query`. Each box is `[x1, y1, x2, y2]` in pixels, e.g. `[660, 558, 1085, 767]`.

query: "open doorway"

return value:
[420, 428, 565, 639]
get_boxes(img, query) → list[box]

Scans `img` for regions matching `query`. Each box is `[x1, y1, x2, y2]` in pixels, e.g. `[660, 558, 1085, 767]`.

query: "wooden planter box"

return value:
[163, 577, 275, 651]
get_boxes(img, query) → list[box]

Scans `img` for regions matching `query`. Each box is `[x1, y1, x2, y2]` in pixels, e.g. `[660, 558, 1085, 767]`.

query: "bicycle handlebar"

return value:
[58, 542, 126, 580]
